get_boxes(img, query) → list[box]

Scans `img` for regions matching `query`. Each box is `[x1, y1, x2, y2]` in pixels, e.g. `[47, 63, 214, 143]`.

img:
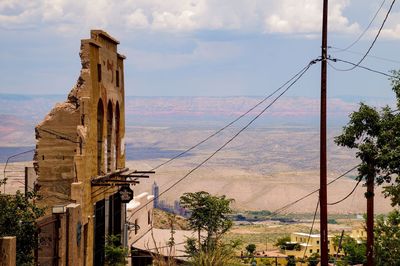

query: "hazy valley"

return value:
[0, 94, 395, 214]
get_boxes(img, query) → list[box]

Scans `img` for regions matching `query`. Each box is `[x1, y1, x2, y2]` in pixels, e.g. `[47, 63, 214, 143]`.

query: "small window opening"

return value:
[116, 70, 119, 87]
[97, 64, 102, 82]
[134, 219, 138, 235]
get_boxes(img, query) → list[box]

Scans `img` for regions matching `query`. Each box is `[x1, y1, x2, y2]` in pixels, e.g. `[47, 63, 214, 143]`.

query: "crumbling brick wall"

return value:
[34, 30, 126, 265]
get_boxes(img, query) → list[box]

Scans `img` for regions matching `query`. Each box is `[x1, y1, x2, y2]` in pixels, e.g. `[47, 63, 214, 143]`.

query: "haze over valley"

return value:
[0, 94, 394, 214]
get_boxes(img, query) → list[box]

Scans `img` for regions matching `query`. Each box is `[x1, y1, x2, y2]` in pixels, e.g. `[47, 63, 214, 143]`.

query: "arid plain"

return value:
[0, 95, 394, 214]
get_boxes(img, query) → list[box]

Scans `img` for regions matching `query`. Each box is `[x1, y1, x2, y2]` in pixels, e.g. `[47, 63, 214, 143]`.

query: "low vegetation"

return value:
[104, 234, 128, 266]
[0, 183, 44, 266]
[179, 191, 242, 265]
[153, 208, 189, 230]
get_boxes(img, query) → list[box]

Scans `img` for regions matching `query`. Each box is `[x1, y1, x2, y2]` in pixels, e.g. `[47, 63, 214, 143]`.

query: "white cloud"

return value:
[151, 10, 196, 31]
[126, 9, 149, 29]
[2, 0, 399, 39]
[264, 0, 359, 34]
[376, 10, 400, 40]
[127, 41, 241, 70]
[0, 1, 41, 28]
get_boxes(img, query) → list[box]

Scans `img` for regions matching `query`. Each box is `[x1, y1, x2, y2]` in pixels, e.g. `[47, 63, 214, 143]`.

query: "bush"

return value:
[0, 190, 44, 265]
[188, 240, 242, 266]
[104, 235, 128, 266]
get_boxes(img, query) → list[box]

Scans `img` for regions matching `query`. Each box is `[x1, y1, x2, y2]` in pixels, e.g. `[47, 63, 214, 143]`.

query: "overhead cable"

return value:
[328, 57, 398, 79]
[127, 58, 320, 222]
[328, 178, 362, 205]
[150, 61, 319, 172]
[329, 46, 400, 64]
[332, 0, 386, 52]
[271, 164, 359, 216]
[302, 199, 320, 260]
[37, 128, 79, 144]
[329, 0, 396, 71]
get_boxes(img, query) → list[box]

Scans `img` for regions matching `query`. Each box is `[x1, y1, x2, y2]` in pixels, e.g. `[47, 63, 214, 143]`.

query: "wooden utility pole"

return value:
[366, 175, 374, 266]
[320, 0, 329, 265]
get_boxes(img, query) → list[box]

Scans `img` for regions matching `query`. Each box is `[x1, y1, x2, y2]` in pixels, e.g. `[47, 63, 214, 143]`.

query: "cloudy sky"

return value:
[1, 0, 400, 99]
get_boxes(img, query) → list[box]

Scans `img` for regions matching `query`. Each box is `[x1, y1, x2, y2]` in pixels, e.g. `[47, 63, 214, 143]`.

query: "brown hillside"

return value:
[153, 208, 189, 230]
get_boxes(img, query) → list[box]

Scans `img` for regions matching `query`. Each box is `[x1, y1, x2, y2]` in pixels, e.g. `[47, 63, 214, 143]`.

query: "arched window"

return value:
[97, 99, 104, 175]
[107, 101, 113, 172]
[115, 102, 120, 168]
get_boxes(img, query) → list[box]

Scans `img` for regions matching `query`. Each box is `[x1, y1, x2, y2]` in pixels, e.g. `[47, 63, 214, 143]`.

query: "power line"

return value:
[3, 149, 35, 178]
[327, 178, 362, 205]
[37, 128, 80, 144]
[327, 57, 398, 79]
[149, 61, 319, 172]
[330, 0, 396, 72]
[271, 165, 359, 216]
[127, 59, 319, 222]
[332, 0, 387, 52]
[2, 149, 35, 193]
[302, 199, 320, 261]
[329, 46, 400, 64]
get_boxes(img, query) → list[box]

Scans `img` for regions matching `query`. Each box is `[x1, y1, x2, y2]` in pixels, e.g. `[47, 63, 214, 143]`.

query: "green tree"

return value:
[332, 235, 366, 265]
[274, 236, 290, 249]
[0, 190, 44, 265]
[180, 191, 240, 265]
[286, 255, 296, 266]
[335, 71, 400, 207]
[335, 71, 400, 263]
[245, 243, 256, 257]
[180, 191, 234, 251]
[104, 234, 128, 266]
[307, 253, 320, 266]
[374, 210, 400, 265]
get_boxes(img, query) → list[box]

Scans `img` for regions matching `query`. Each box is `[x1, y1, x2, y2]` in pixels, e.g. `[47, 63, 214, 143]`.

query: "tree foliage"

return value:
[245, 243, 256, 256]
[180, 191, 234, 250]
[0, 189, 44, 265]
[180, 191, 239, 265]
[374, 209, 400, 265]
[274, 236, 290, 249]
[332, 235, 366, 265]
[188, 240, 242, 266]
[104, 234, 128, 266]
[286, 255, 296, 266]
[307, 253, 320, 266]
[334, 72, 400, 206]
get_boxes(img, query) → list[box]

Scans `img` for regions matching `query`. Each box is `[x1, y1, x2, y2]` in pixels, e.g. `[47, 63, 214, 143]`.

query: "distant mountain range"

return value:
[0, 93, 395, 213]
[0, 93, 395, 148]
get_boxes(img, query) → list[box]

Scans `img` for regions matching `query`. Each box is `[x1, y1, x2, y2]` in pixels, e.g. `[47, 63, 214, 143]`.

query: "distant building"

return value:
[152, 181, 159, 208]
[280, 232, 337, 258]
[350, 227, 367, 244]
[34, 30, 128, 265]
[126, 192, 154, 245]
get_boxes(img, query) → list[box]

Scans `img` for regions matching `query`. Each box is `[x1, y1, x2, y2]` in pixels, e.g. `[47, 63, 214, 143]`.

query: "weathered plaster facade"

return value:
[35, 30, 126, 266]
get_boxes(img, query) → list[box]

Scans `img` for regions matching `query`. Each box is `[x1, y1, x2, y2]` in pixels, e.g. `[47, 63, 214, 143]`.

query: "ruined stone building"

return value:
[35, 30, 127, 265]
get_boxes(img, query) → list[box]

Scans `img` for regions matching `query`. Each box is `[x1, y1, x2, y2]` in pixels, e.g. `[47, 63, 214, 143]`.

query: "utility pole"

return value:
[320, 0, 329, 265]
[366, 175, 374, 266]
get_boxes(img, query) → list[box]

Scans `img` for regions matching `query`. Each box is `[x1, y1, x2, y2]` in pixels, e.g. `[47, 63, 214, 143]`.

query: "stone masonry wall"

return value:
[35, 30, 126, 266]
